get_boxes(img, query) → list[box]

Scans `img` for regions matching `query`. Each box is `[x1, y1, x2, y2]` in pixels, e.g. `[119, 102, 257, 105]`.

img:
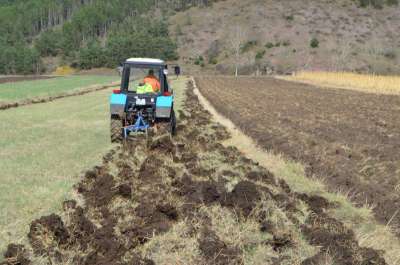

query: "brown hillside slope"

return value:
[170, 0, 400, 75]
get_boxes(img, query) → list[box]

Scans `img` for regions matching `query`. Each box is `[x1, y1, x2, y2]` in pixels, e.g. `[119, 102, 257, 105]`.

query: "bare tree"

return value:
[229, 25, 246, 77]
[332, 39, 352, 71]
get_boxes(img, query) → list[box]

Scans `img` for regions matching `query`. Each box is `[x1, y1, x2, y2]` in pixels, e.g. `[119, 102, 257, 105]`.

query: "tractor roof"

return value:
[125, 58, 165, 67]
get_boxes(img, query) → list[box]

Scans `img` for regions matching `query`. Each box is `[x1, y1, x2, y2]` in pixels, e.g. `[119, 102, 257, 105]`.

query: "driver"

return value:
[143, 69, 160, 93]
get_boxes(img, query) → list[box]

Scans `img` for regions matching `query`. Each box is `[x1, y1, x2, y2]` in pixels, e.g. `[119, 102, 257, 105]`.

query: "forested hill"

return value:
[0, 0, 211, 74]
[2, 0, 399, 75]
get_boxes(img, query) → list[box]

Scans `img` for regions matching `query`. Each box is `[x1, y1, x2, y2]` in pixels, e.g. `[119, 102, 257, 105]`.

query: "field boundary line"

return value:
[192, 77, 294, 180]
[0, 81, 120, 111]
[191, 77, 400, 265]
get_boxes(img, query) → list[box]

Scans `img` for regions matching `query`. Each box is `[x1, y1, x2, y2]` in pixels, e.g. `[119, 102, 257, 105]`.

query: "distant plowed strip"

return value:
[196, 76, 400, 233]
[0, 82, 119, 111]
[0, 76, 56, 84]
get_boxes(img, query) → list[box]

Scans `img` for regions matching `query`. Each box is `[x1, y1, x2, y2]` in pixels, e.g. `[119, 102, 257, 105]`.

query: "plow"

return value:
[109, 58, 178, 142]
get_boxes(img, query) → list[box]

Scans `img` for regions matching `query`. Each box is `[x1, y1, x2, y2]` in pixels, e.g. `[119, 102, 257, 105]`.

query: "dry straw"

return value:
[286, 71, 400, 95]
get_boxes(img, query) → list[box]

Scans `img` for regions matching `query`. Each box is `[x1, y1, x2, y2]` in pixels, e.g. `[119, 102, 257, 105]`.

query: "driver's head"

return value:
[148, 69, 154, 76]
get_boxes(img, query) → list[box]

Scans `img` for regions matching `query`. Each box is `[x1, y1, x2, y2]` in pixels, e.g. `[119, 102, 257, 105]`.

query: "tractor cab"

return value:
[109, 58, 176, 142]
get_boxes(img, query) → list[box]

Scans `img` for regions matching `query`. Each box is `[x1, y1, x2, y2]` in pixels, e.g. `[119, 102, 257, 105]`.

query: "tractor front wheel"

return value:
[110, 116, 123, 143]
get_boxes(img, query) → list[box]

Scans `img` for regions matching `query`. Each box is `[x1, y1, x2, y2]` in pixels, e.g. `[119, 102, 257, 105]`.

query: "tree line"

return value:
[0, 0, 181, 74]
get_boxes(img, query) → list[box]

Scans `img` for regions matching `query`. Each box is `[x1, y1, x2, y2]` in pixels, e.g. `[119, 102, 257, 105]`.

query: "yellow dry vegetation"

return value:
[54, 65, 76, 75]
[284, 71, 400, 95]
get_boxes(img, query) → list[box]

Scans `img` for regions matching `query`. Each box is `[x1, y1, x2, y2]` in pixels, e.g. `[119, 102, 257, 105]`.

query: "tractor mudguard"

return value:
[156, 96, 173, 118]
[110, 93, 127, 116]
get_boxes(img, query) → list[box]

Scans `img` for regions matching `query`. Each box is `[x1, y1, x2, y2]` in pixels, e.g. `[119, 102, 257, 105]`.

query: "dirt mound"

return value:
[2, 244, 30, 265]
[117, 184, 132, 198]
[86, 173, 116, 207]
[148, 134, 176, 154]
[28, 214, 69, 256]
[198, 227, 241, 265]
[246, 170, 276, 185]
[2, 80, 388, 265]
[223, 181, 261, 217]
[302, 212, 386, 265]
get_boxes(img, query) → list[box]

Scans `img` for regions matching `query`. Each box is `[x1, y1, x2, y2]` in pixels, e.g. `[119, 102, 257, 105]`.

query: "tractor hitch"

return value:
[123, 114, 149, 139]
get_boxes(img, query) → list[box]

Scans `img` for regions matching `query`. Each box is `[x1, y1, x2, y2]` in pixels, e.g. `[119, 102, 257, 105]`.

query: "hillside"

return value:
[170, 0, 400, 75]
[1, 0, 399, 75]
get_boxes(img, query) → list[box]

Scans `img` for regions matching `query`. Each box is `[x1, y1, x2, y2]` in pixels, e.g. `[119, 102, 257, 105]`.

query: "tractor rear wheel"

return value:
[169, 109, 177, 136]
[110, 116, 123, 143]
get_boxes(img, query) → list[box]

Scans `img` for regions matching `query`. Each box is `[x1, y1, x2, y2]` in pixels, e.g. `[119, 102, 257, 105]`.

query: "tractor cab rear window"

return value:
[122, 65, 162, 93]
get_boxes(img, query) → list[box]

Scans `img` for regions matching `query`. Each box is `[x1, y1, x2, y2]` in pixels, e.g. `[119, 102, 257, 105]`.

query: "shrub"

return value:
[265, 42, 274, 49]
[207, 40, 220, 64]
[194, 56, 204, 65]
[35, 29, 63, 56]
[209, 57, 218, 64]
[284, 14, 294, 21]
[54, 66, 76, 75]
[78, 42, 107, 69]
[241, 40, 258, 53]
[282, 40, 291, 46]
[383, 50, 396, 59]
[185, 15, 192, 26]
[175, 24, 183, 36]
[358, 0, 386, 8]
[255, 50, 266, 60]
[310, 38, 319, 48]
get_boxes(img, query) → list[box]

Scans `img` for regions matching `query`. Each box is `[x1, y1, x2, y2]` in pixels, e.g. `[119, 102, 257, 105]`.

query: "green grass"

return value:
[0, 77, 189, 255]
[0, 75, 119, 103]
[0, 88, 114, 253]
[171, 76, 188, 118]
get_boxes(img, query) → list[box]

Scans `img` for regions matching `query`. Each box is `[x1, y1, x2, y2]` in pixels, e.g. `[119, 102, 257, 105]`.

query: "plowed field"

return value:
[2, 81, 387, 265]
[196, 76, 400, 233]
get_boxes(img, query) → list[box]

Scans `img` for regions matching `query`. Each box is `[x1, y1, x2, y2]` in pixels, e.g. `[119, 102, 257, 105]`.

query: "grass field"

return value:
[0, 75, 119, 103]
[283, 71, 400, 95]
[0, 88, 114, 252]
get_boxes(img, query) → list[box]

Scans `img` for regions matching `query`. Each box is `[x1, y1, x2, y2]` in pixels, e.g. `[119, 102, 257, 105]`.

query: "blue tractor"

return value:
[109, 58, 177, 142]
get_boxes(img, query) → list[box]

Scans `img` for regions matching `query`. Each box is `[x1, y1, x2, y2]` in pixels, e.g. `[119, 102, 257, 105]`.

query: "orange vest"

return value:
[143, 76, 160, 92]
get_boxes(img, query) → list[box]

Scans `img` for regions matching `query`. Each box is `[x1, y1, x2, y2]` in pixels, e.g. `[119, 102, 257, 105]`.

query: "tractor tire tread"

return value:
[170, 110, 177, 136]
[111, 117, 123, 143]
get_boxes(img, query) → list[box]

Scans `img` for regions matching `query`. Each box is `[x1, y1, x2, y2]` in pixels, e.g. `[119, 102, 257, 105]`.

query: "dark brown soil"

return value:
[302, 212, 386, 265]
[0, 76, 55, 84]
[198, 227, 241, 265]
[2, 80, 388, 265]
[28, 214, 69, 256]
[2, 244, 30, 265]
[196, 76, 400, 233]
[222, 180, 261, 217]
